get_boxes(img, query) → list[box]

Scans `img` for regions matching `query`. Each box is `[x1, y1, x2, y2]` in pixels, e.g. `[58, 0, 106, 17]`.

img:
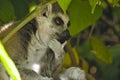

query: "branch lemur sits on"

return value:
[0, 2, 86, 80]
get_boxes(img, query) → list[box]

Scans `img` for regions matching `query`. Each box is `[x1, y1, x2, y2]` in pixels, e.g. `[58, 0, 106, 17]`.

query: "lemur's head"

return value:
[35, 3, 70, 44]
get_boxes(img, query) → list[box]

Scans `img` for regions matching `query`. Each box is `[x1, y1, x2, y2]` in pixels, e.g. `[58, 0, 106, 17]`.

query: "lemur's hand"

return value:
[48, 39, 66, 72]
[59, 67, 86, 80]
[48, 39, 66, 59]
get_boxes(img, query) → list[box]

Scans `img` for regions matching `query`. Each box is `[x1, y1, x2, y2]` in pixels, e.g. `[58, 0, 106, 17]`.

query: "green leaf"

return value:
[0, 41, 21, 80]
[10, 0, 29, 20]
[68, 0, 102, 36]
[0, 0, 15, 23]
[10, 0, 39, 20]
[109, 45, 120, 60]
[89, 0, 101, 14]
[108, 0, 120, 7]
[57, 0, 71, 13]
[91, 37, 112, 64]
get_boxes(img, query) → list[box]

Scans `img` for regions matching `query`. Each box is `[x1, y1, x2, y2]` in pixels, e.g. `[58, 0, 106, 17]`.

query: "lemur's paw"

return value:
[59, 67, 86, 80]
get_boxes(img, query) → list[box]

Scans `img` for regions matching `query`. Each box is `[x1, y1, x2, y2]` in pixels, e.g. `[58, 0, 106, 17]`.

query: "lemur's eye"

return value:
[42, 12, 47, 17]
[54, 17, 64, 26]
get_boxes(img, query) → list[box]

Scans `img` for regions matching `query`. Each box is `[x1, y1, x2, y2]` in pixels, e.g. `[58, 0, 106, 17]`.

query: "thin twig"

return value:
[88, 23, 96, 40]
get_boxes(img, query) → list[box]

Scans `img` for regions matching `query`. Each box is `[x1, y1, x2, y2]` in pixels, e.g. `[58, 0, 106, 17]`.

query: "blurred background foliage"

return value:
[0, 0, 120, 80]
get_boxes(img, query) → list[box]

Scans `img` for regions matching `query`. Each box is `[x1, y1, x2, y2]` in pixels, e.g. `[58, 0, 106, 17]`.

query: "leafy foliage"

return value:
[0, 0, 120, 80]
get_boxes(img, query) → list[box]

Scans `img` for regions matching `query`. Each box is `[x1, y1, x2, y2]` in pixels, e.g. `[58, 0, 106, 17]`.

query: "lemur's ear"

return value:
[42, 4, 52, 17]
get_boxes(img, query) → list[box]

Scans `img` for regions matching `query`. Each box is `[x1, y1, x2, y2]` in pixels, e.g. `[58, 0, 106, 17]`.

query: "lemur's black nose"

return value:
[58, 30, 71, 44]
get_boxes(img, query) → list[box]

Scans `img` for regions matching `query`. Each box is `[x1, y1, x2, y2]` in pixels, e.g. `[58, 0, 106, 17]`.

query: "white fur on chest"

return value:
[24, 33, 48, 73]
[22, 31, 66, 74]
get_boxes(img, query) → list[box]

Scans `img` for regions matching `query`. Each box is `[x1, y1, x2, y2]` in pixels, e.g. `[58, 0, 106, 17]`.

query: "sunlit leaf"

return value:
[0, 41, 21, 80]
[108, 0, 120, 7]
[64, 53, 71, 66]
[64, 48, 79, 67]
[89, 0, 101, 14]
[81, 58, 89, 72]
[68, 0, 102, 36]
[72, 48, 79, 65]
[57, 0, 71, 13]
[91, 37, 112, 64]
[29, 2, 37, 12]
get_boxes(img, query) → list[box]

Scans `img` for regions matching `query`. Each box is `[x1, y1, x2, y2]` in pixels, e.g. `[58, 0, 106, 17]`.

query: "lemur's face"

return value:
[35, 3, 70, 44]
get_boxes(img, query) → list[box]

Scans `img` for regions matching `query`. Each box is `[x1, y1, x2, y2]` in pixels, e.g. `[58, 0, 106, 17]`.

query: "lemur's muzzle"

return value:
[58, 30, 71, 44]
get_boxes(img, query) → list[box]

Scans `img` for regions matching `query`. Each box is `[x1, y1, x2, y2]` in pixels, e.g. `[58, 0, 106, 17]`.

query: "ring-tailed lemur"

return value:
[0, 2, 86, 80]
